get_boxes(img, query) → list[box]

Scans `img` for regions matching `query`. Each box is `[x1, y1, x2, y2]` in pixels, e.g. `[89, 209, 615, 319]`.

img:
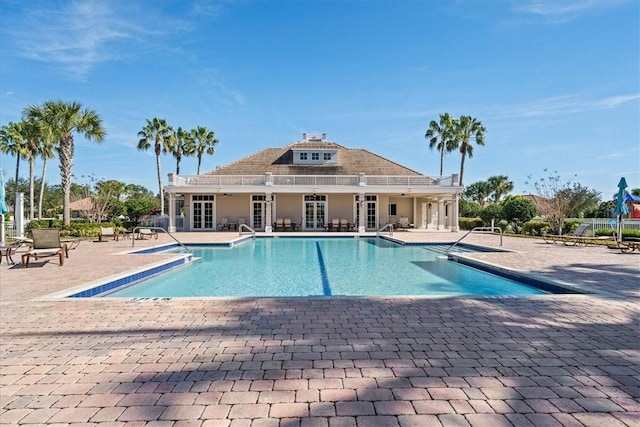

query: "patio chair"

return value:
[331, 218, 340, 231]
[98, 227, 119, 242]
[274, 218, 284, 231]
[217, 217, 229, 231]
[284, 218, 293, 231]
[21, 228, 68, 268]
[138, 228, 158, 240]
[339, 218, 349, 231]
[611, 238, 640, 253]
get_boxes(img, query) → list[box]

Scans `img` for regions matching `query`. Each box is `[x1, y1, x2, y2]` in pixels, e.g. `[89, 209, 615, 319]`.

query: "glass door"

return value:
[355, 195, 377, 230]
[192, 195, 215, 230]
[251, 195, 266, 230]
[304, 195, 326, 230]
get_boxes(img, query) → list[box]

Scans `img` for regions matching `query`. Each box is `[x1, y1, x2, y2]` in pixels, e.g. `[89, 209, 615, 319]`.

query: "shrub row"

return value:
[25, 220, 125, 238]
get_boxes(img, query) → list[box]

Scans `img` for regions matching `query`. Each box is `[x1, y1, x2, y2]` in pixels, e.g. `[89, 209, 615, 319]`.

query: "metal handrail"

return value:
[238, 223, 256, 239]
[376, 223, 394, 237]
[131, 226, 191, 253]
[447, 226, 502, 252]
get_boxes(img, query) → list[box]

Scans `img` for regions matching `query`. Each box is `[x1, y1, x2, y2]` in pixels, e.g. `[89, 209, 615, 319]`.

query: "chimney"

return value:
[322, 133, 327, 141]
[302, 132, 307, 141]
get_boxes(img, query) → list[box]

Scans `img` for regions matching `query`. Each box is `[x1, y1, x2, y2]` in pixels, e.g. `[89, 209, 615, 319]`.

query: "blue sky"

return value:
[1, 0, 638, 200]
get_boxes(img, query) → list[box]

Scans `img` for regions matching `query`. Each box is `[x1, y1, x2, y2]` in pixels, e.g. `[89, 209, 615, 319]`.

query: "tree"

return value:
[454, 115, 486, 187]
[486, 175, 514, 203]
[0, 121, 29, 208]
[124, 184, 155, 199]
[191, 126, 219, 175]
[425, 113, 456, 176]
[137, 118, 172, 215]
[479, 203, 503, 227]
[463, 181, 491, 206]
[459, 198, 482, 218]
[25, 100, 106, 226]
[502, 196, 537, 233]
[165, 127, 194, 174]
[526, 170, 600, 234]
[559, 183, 601, 218]
[125, 197, 159, 226]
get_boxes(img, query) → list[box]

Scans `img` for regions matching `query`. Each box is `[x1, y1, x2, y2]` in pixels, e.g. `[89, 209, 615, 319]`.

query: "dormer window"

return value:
[300, 153, 308, 161]
[324, 153, 331, 161]
[311, 152, 319, 161]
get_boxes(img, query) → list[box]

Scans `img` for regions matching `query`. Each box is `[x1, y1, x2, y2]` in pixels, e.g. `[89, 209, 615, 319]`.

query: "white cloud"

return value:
[487, 92, 639, 119]
[514, 0, 633, 23]
[5, 0, 192, 80]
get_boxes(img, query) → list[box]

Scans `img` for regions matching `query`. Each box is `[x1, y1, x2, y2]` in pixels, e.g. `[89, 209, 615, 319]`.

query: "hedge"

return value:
[25, 221, 124, 238]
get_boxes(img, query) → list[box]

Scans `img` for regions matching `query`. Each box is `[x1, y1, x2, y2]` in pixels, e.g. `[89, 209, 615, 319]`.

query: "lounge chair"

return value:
[611, 238, 640, 253]
[543, 223, 592, 246]
[21, 229, 68, 268]
[138, 228, 158, 239]
[98, 227, 119, 242]
[1, 239, 24, 264]
[397, 217, 413, 230]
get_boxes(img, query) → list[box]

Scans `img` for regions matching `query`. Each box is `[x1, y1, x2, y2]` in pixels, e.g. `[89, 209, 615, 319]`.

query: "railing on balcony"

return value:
[169, 173, 458, 188]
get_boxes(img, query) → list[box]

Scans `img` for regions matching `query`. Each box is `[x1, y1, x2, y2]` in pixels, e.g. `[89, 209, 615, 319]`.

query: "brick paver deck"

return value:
[1, 231, 638, 426]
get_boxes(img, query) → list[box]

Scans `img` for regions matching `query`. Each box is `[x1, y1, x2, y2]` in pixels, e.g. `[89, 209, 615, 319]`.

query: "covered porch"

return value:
[165, 173, 462, 233]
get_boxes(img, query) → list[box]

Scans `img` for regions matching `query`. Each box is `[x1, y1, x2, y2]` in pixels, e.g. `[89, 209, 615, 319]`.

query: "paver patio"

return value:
[1, 231, 638, 426]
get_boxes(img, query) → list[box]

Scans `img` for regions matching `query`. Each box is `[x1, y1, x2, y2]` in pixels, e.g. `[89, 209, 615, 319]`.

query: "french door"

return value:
[304, 195, 326, 230]
[251, 195, 267, 230]
[192, 195, 215, 230]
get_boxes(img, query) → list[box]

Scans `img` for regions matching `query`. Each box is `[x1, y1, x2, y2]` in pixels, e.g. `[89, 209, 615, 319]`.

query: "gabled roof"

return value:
[205, 138, 424, 176]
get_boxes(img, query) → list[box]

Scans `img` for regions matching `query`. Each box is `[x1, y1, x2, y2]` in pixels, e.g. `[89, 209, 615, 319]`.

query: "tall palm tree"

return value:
[425, 113, 456, 176]
[455, 115, 486, 187]
[191, 126, 219, 175]
[487, 175, 514, 203]
[165, 127, 194, 175]
[20, 119, 46, 220]
[36, 131, 56, 219]
[25, 100, 106, 226]
[137, 118, 172, 215]
[0, 121, 29, 207]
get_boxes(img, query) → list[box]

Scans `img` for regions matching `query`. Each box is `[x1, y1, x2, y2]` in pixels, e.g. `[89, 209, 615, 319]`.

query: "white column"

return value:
[168, 192, 176, 232]
[420, 202, 427, 229]
[437, 199, 446, 230]
[451, 194, 460, 232]
[15, 193, 25, 238]
[265, 194, 273, 233]
[358, 194, 366, 233]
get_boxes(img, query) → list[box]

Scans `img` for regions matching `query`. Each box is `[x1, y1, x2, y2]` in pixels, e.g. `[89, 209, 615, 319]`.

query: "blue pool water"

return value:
[106, 238, 547, 298]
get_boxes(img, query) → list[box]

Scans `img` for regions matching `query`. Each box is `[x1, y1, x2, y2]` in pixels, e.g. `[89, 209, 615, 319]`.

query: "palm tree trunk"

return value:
[439, 146, 445, 176]
[197, 154, 202, 175]
[29, 157, 35, 219]
[38, 159, 48, 219]
[13, 154, 21, 212]
[59, 136, 74, 226]
[459, 153, 466, 187]
[156, 154, 164, 215]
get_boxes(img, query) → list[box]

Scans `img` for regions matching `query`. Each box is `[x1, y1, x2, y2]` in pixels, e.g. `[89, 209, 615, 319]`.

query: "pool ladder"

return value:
[377, 223, 394, 237]
[131, 226, 191, 253]
[239, 223, 256, 239]
[447, 226, 503, 252]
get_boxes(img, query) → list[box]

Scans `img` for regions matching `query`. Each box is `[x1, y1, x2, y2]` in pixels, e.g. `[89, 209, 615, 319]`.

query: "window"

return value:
[311, 152, 320, 161]
[299, 153, 308, 160]
[388, 204, 397, 216]
[323, 153, 331, 161]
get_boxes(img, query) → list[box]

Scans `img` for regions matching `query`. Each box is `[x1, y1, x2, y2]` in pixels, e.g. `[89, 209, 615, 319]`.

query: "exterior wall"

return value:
[326, 194, 355, 222]
[274, 194, 302, 223]
[216, 195, 250, 225]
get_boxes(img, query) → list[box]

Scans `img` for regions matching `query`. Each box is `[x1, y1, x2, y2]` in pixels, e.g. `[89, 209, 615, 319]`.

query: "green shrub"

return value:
[596, 228, 640, 239]
[25, 221, 124, 238]
[522, 220, 550, 236]
[459, 217, 483, 230]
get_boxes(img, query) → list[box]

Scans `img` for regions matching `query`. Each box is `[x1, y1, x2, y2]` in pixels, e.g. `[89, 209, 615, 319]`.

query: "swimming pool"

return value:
[103, 238, 551, 298]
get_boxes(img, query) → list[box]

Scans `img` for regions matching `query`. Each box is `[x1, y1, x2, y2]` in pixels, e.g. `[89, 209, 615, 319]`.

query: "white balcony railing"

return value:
[168, 173, 459, 188]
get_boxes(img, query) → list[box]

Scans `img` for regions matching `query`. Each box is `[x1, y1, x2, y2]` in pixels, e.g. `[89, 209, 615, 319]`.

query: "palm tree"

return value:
[455, 115, 486, 187]
[487, 175, 514, 203]
[425, 113, 456, 176]
[25, 100, 106, 226]
[191, 126, 219, 175]
[137, 118, 172, 215]
[20, 119, 46, 220]
[36, 131, 56, 219]
[165, 127, 194, 175]
[463, 181, 491, 207]
[0, 121, 29, 208]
